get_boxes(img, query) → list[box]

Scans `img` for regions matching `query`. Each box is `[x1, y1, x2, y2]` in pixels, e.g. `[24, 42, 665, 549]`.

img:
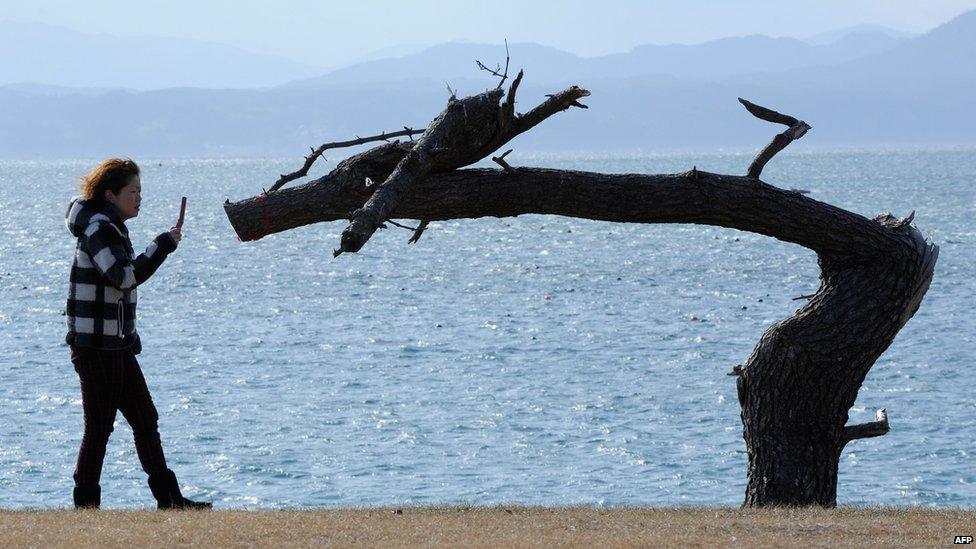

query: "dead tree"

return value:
[223, 75, 938, 507]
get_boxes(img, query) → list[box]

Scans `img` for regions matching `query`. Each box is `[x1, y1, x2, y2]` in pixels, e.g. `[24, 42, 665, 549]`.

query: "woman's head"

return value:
[80, 158, 141, 219]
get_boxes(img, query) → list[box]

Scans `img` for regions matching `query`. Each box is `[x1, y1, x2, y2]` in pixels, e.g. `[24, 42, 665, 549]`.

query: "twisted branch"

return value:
[739, 98, 811, 179]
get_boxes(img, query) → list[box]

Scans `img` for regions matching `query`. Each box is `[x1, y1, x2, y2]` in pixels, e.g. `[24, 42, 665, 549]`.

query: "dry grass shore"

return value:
[1, 506, 972, 548]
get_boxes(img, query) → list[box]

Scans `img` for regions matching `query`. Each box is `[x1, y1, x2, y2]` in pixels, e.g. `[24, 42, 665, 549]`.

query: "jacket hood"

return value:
[66, 196, 121, 238]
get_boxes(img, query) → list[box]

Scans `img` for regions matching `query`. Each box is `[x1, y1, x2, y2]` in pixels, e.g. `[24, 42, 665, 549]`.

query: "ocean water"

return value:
[0, 149, 973, 509]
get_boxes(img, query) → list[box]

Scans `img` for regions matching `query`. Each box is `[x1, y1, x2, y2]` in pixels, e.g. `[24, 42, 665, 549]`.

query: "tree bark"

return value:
[225, 164, 937, 507]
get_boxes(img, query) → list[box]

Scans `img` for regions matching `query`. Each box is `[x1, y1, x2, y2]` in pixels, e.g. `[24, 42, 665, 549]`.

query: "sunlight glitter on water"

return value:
[0, 149, 973, 508]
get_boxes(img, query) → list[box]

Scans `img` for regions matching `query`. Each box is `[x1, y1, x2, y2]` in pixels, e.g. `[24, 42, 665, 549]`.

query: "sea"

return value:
[0, 148, 973, 509]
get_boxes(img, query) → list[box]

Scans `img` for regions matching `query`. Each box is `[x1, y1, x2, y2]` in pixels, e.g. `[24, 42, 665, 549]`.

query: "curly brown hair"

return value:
[79, 158, 140, 203]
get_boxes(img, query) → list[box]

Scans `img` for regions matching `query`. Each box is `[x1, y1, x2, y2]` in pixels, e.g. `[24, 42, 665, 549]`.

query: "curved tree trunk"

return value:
[224, 165, 937, 506]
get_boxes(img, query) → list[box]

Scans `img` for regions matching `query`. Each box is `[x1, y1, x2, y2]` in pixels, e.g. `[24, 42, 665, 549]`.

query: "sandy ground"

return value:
[1, 506, 973, 548]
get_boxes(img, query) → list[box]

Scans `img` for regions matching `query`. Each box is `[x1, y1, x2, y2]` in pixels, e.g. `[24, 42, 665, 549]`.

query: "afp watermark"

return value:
[954, 535, 973, 544]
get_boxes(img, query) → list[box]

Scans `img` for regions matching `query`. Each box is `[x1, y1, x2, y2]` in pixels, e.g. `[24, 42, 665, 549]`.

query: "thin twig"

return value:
[386, 219, 420, 231]
[269, 127, 426, 193]
[475, 39, 510, 89]
[408, 220, 429, 244]
[378, 219, 433, 244]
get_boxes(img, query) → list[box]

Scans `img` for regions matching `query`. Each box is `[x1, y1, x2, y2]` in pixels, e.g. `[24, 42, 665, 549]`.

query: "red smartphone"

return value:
[176, 196, 187, 228]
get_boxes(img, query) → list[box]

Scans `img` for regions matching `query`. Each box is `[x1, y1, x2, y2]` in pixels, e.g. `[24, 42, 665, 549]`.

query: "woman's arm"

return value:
[82, 223, 177, 290]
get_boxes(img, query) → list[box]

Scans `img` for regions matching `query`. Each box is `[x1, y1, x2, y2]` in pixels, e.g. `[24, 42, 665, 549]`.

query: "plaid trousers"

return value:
[71, 346, 169, 486]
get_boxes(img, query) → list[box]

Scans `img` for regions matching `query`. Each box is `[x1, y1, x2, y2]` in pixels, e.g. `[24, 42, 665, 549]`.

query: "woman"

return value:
[65, 158, 210, 510]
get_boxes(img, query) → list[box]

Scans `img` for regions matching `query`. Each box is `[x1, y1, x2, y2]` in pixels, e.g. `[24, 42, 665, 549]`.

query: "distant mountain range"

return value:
[0, 21, 327, 90]
[1, 12, 973, 159]
[286, 31, 908, 90]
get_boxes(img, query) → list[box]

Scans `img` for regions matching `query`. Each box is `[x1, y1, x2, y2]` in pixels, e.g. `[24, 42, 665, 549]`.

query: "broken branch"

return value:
[492, 149, 515, 172]
[841, 409, 890, 445]
[514, 86, 591, 136]
[739, 98, 811, 179]
[499, 70, 523, 131]
[269, 127, 426, 193]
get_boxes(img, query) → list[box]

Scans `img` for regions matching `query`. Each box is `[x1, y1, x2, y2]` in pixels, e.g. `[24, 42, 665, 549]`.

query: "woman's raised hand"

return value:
[169, 226, 183, 244]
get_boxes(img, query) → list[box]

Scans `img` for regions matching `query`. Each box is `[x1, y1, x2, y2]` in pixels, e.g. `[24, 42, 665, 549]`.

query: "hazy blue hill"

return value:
[848, 9, 976, 85]
[738, 9, 976, 98]
[290, 32, 908, 88]
[805, 24, 917, 45]
[589, 36, 809, 79]
[0, 21, 327, 89]
[2, 13, 973, 159]
[585, 33, 905, 79]
[0, 81, 455, 158]
[815, 31, 910, 61]
[342, 43, 435, 66]
[285, 42, 585, 88]
[0, 82, 127, 96]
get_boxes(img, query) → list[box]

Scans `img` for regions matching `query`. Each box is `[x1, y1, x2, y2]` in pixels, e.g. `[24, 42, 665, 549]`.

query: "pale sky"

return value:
[3, 0, 975, 68]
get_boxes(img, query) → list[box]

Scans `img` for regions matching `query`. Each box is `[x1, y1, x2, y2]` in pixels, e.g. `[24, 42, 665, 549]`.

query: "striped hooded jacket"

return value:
[65, 197, 177, 354]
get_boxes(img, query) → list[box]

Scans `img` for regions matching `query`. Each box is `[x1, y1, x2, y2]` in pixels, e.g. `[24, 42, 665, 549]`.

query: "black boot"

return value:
[147, 469, 212, 510]
[73, 484, 101, 509]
